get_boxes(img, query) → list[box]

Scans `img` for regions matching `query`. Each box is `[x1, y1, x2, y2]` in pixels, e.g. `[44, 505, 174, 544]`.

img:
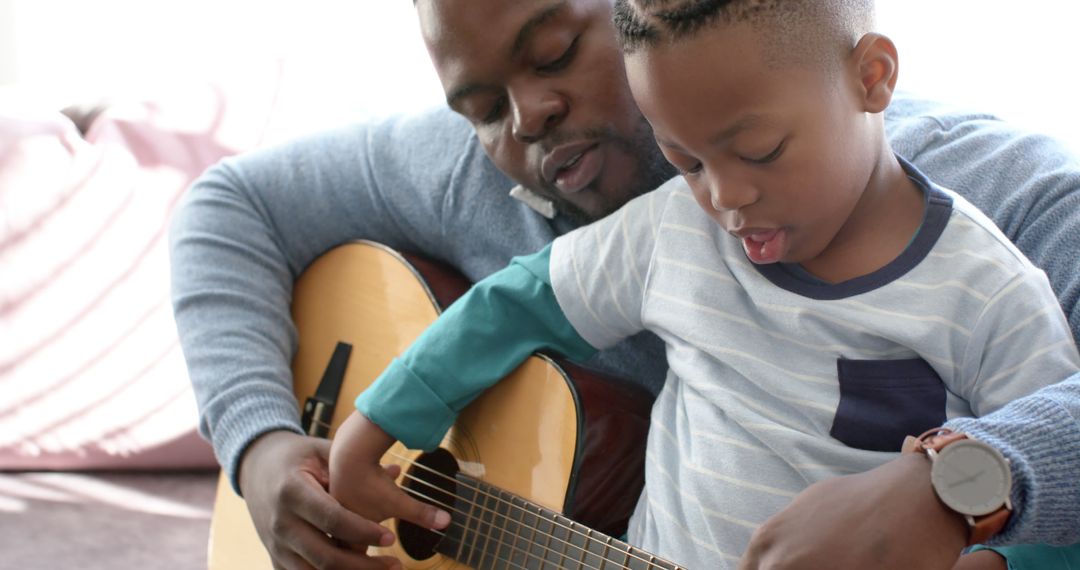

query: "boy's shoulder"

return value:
[604, 174, 695, 224]
[936, 185, 1044, 277]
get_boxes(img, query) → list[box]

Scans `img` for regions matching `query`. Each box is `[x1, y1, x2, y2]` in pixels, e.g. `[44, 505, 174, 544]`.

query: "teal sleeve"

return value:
[355, 245, 598, 450]
[970, 543, 1080, 570]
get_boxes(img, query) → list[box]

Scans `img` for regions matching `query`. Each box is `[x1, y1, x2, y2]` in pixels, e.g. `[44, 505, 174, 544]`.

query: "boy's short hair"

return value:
[614, 0, 875, 73]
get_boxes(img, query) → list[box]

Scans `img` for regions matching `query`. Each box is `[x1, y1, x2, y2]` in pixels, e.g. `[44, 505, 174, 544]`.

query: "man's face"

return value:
[626, 23, 879, 267]
[417, 0, 674, 222]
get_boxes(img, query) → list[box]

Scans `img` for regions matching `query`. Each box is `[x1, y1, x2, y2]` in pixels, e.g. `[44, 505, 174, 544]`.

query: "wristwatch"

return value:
[903, 428, 1013, 546]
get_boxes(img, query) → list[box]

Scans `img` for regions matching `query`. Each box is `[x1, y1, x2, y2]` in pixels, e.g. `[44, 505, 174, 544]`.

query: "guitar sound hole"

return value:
[398, 448, 459, 560]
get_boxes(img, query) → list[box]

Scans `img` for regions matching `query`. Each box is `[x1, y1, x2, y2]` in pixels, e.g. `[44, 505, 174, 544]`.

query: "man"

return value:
[170, 1, 1080, 569]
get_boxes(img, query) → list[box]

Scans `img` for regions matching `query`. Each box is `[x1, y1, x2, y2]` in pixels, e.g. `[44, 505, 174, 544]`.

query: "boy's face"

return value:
[416, 0, 674, 222]
[625, 23, 880, 266]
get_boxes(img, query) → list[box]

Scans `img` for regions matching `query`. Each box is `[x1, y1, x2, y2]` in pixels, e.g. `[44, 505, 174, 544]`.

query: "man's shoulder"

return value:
[886, 92, 1002, 132]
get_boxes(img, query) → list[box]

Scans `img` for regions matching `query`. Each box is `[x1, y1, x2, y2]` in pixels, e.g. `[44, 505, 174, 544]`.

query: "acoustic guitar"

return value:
[207, 241, 681, 569]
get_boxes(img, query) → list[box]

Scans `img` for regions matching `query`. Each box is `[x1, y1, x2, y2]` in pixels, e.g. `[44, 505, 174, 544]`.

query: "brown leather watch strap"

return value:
[921, 430, 968, 453]
[905, 428, 1012, 547]
[969, 508, 1011, 546]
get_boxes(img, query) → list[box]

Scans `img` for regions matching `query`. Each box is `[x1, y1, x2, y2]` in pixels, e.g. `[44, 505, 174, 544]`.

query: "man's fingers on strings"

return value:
[271, 548, 315, 570]
[321, 505, 396, 548]
[289, 521, 397, 570]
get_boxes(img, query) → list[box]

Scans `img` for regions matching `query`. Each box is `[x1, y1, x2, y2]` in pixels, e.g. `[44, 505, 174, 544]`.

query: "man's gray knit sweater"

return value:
[169, 94, 1080, 546]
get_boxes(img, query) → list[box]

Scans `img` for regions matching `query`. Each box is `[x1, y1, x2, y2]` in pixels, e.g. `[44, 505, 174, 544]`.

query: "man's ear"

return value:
[850, 32, 899, 113]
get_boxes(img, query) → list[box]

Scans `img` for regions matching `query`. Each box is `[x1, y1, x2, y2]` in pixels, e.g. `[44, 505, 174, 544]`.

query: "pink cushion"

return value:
[0, 80, 291, 470]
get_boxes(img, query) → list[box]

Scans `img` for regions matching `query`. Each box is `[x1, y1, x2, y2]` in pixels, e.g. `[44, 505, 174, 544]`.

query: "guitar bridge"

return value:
[300, 341, 352, 438]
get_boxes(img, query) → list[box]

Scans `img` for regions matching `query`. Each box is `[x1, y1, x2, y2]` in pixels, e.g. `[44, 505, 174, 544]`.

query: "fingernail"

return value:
[380, 531, 395, 547]
[434, 509, 451, 528]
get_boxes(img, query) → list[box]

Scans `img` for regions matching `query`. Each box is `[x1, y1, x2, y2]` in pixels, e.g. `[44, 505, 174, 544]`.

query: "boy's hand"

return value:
[328, 412, 453, 550]
[238, 430, 399, 569]
[738, 453, 968, 570]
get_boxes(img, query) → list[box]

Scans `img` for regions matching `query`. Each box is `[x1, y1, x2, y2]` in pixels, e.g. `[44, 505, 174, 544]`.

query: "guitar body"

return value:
[208, 241, 653, 569]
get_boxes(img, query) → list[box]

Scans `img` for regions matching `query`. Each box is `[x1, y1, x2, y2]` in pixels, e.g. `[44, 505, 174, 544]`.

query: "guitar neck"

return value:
[437, 473, 683, 570]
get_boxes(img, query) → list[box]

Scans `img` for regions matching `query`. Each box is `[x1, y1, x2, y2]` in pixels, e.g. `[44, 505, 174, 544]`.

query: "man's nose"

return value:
[509, 85, 567, 143]
[707, 173, 759, 212]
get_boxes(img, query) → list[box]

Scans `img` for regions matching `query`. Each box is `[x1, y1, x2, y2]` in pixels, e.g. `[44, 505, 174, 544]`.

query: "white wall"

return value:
[2, 0, 1078, 151]
[2, 0, 444, 126]
[0, 0, 16, 85]
[877, 0, 1080, 153]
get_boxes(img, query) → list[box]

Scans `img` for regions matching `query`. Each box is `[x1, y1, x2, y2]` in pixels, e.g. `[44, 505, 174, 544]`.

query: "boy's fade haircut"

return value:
[613, 0, 875, 73]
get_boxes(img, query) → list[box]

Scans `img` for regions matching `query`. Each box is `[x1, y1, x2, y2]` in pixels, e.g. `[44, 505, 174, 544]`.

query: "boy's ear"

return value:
[851, 32, 899, 113]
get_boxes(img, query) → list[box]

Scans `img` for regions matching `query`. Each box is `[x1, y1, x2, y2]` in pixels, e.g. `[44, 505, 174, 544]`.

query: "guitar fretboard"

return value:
[436, 474, 683, 570]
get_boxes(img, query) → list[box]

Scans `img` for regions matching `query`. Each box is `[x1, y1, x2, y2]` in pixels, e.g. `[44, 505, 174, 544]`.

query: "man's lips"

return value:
[541, 141, 602, 195]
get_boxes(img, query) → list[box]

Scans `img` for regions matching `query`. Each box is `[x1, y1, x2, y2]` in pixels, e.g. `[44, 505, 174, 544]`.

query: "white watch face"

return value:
[931, 439, 1012, 516]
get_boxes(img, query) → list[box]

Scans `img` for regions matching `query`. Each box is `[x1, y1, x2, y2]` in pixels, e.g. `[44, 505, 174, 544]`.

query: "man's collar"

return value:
[508, 184, 557, 219]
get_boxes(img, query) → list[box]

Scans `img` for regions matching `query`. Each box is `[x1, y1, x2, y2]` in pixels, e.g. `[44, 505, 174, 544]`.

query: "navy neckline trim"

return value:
[753, 156, 953, 300]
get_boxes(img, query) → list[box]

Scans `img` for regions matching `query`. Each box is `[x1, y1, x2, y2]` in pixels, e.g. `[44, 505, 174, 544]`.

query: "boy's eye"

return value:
[743, 140, 785, 165]
[538, 36, 580, 73]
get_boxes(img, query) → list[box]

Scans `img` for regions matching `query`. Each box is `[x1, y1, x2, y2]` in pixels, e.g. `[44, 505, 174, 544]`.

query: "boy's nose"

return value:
[708, 176, 758, 211]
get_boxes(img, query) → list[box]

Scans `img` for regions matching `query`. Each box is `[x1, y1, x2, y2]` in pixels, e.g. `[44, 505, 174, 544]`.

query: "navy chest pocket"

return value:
[830, 358, 947, 452]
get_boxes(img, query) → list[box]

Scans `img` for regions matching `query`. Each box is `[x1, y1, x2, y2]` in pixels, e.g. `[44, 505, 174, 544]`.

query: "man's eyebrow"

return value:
[511, 1, 569, 58]
[446, 1, 569, 110]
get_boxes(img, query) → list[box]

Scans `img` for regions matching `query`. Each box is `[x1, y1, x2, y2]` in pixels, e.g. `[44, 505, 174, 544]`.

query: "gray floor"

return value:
[0, 470, 218, 570]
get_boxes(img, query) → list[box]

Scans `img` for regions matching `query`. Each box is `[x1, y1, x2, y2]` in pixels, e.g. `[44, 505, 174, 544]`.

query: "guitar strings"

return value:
[400, 473, 631, 570]
[396, 454, 676, 570]
[401, 479, 647, 570]
[395, 456, 645, 568]
[389, 451, 679, 570]
[402, 483, 576, 570]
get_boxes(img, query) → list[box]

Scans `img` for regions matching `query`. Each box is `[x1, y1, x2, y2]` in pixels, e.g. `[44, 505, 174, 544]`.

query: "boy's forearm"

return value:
[356, 245, 596, 451]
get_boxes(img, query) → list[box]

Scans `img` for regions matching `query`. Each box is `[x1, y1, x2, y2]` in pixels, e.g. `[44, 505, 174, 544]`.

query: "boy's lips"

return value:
[735, 228, 788, 264]
[541, 141, 602, 195]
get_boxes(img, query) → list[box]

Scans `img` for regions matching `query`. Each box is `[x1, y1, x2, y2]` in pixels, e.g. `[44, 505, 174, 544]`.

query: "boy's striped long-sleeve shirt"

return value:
[357, 160, 1080, 568]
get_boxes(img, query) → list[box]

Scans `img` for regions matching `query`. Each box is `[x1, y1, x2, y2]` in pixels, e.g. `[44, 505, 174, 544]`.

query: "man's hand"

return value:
[739, 453, 969, 570]
[238, 430, 405, 570]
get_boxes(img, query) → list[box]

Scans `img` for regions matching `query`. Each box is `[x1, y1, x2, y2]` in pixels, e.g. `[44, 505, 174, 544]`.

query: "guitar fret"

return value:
[539, 506, 558, 569]
[511, 494, 544, 570]
[618, 538, 632, 570]
[521, 502, 540, 570]
[568, 520, 586, 570]
[582, 526, 609, 570]
[600, 535, 612, 570]
[500, 489, 522, 569]
[583, 526, 597, 570]
[474, 484, 496, 569]
[454, 477, 480, 566]
[491, 487, 508, 569]
[556, 513, 571, 569]
[626, 545, 651, 570]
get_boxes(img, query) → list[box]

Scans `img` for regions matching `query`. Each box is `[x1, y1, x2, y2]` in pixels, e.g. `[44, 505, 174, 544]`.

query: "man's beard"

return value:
[543, 117, 676, 226]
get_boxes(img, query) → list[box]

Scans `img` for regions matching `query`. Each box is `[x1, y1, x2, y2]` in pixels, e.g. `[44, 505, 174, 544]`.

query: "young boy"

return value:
[329, 1, 1080, 567]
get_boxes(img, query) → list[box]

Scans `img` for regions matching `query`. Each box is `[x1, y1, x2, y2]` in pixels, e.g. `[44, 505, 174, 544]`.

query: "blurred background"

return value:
[0, 0, 1078, 151]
